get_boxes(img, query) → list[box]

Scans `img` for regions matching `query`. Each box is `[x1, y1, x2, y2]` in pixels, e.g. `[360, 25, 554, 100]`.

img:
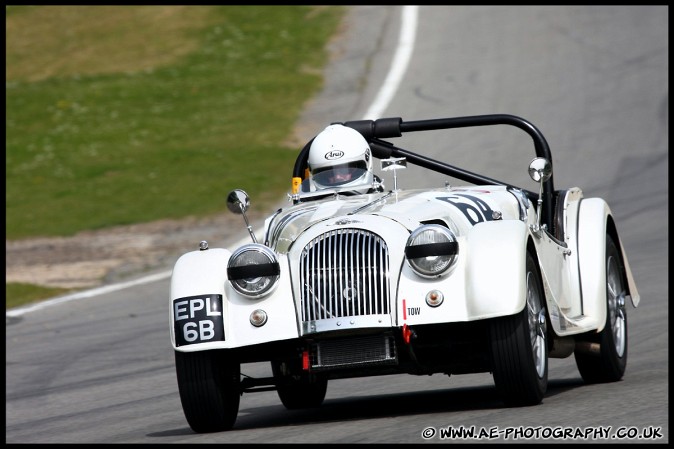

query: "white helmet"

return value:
[308, 124, 374, 192]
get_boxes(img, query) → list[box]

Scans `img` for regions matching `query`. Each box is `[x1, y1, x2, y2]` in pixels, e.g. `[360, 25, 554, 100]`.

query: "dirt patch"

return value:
[5, 207, 271, 289]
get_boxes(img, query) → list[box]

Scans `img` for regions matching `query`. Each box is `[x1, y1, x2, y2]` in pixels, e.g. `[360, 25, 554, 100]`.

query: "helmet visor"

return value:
[313, 161, 368, 187]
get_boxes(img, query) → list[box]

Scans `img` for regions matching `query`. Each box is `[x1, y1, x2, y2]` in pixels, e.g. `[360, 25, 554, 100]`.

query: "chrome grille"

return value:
[299, 229, 390, 322]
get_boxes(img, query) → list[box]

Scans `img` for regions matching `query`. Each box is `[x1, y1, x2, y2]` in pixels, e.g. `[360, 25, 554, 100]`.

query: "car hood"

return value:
[266, 186, 524, 254]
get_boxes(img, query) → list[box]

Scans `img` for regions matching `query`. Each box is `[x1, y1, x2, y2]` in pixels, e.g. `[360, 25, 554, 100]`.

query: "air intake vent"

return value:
[310, 334, 397, 370]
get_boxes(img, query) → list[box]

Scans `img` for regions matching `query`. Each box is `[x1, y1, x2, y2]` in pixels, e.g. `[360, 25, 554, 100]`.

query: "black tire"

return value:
[490, 250, 548, 406]
[574, 234, 628, 383]
[175, 350, 240, 433]
[272, 362, 328, 410]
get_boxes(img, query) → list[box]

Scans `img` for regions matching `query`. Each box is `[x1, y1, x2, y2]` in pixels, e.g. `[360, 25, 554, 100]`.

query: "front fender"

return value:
[577, 198, 640, 334]
[577, 198, 612, 331]
[170, 248, 231, 350]
[170, 248, 300, 351]
[171, 248, 231, 299]
[395, 220, 528, 326]
[465, 220, 528, 319]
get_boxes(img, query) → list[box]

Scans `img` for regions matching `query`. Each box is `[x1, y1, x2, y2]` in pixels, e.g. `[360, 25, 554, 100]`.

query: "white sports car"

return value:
[169, 114, 640, 433]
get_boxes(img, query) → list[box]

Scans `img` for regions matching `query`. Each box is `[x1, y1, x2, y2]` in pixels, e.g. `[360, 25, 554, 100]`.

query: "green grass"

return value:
[6, 283, 74, 310]
[5, 5, 346, 307]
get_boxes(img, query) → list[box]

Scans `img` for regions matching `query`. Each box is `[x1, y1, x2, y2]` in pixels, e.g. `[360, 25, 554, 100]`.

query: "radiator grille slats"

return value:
[300, 229, 390, 322]
[310, 334, 397, 370]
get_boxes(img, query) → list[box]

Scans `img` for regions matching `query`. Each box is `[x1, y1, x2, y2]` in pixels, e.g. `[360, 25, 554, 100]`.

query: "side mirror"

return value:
[527, 158, 552, 234]
[227, 189, 250, 215]
[528, 157, 552, 183]
[226, 189, 256, 243]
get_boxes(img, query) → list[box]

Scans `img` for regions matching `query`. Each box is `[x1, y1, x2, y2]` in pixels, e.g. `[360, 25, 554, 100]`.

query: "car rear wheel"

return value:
[272, 361, 328, 410]
[175, 350, 240, 433]
[490, 250, 548, 406]
[574, 234, 628, 383]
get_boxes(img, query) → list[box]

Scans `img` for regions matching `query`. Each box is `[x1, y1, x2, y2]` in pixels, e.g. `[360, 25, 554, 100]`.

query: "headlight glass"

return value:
[405, 224, 458, 278]
[227, 244, 280, 298]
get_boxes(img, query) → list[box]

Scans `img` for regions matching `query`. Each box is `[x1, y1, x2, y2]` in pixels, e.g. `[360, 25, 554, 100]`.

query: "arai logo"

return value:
[324, 150, 344, 160]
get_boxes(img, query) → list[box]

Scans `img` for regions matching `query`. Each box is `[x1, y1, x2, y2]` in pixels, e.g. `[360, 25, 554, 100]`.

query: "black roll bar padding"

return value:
[341, 117, 403, 140]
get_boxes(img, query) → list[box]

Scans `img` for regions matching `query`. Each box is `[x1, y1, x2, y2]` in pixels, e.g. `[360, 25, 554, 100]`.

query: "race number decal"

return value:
[173, 294, 224, 346]
[437, 194, 494, 225]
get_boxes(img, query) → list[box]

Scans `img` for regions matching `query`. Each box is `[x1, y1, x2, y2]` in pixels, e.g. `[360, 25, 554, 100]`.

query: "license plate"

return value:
[173, 294, 225, 346]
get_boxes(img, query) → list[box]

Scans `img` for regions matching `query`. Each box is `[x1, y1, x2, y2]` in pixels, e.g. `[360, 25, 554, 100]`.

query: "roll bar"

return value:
[292, 114, 554, 229]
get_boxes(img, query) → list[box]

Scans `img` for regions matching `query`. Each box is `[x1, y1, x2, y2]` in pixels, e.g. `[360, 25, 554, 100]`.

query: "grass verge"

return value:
[6, 283, 74, 310]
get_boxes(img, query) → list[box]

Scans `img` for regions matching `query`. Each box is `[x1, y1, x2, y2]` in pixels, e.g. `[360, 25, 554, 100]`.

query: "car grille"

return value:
[299, 228, 390, 322]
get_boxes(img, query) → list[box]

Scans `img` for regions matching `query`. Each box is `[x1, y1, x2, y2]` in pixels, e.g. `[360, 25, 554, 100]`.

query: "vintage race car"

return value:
[170, 114, 640, 433]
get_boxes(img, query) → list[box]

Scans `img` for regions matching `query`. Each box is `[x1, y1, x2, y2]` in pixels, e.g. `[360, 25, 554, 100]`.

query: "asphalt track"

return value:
[6, 6, 668, 444]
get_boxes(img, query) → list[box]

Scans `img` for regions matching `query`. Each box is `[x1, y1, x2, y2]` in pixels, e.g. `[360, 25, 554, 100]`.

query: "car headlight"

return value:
[405, 224, 459, 278]
[227, 244, 280, 298]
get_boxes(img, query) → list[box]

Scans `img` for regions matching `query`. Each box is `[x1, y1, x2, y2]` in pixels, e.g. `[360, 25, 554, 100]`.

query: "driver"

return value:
[306, 124, 382, 194]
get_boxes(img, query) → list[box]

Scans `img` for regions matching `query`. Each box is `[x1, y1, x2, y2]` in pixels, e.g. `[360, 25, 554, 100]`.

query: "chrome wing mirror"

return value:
[227, 189, 257, 243]
[528, 158, 552, 234]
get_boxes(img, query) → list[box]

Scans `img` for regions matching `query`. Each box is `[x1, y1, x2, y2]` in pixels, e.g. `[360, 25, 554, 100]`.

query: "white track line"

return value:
[6, 5, 419, 318]
[362, 5, 418, 120]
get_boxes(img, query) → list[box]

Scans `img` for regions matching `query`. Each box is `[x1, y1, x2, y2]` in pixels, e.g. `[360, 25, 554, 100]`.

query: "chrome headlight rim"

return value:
[405, 224, 459, 278]
[227, 243, 280, 299]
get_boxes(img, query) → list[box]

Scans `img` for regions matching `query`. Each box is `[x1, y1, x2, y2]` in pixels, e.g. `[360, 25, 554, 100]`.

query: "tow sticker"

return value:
[173, 294, 224, 346]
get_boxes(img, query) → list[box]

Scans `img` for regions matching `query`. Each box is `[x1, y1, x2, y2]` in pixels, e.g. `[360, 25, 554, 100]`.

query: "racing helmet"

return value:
[307, 124, 374, 192]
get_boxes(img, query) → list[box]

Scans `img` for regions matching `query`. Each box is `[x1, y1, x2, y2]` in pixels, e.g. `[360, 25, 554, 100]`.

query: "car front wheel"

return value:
[175, 350, 241, 433]
[490, 250, 548, 406]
